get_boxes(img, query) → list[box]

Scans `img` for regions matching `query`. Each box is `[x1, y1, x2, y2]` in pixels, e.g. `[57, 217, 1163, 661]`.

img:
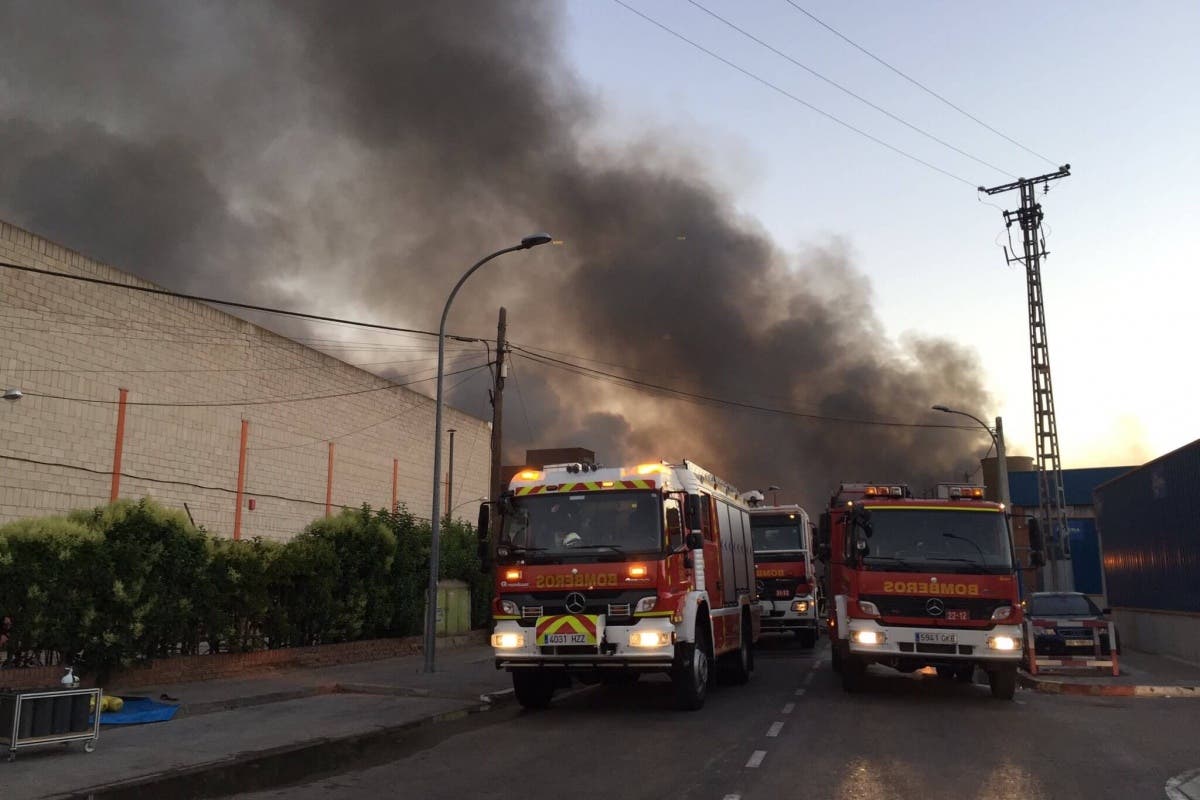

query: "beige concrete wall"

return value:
[1113, 609, 1200, 667]
[0, 220, 490, 539]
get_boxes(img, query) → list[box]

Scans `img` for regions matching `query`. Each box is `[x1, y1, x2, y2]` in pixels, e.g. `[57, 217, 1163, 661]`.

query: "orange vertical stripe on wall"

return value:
[233, 420, 249, 540]
[109, 388, 128, 501]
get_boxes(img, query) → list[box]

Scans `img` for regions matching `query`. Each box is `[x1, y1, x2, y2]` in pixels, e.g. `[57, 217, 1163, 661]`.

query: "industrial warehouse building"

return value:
[0, 220, 491, 539]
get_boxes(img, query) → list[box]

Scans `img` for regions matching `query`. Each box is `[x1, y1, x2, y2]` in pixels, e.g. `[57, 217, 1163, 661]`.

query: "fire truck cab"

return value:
[818, 482, 1024, 700]
[750, 504, 819, 648]
[480, 460, 761, 711]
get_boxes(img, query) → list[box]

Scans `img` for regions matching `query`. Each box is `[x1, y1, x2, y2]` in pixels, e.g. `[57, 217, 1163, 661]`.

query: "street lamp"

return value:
[3, 388, 22, 401]
[768, 484, 781, 505]
[930, 405, 1011, 512]
[424, 233, 553, 673]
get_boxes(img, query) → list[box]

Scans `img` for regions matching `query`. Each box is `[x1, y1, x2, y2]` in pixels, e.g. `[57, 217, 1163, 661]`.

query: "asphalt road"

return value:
[233, 637, 1200, 800]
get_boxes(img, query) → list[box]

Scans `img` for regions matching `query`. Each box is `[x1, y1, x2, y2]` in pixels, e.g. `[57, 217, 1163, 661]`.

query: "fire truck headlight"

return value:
[988, 635, 1019, 651]
[857, 600, 880, 617]
[990, 605, 1014, 621]
[852, 630, 885, 645]
[791, 600, 809, 613]
[629, 631, 672, 648]
[491, 632, 525, 649]
[634, 596, 658, 614]
[498, 600, 519, 616]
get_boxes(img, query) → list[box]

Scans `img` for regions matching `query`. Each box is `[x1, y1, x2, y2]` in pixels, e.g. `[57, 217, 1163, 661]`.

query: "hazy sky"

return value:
[561, 0, 1199, 467]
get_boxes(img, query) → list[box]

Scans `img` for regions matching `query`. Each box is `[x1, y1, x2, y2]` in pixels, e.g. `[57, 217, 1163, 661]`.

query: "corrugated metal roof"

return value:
[1008, 466, 1136, 507]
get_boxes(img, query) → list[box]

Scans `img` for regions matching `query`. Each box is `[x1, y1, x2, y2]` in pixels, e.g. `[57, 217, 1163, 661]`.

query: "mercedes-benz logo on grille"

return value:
[925, 598, 945, 617]
[565, 592, 587, 613]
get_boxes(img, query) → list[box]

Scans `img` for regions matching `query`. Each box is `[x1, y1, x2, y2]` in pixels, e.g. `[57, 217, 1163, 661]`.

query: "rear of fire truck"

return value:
[481, 460, 759, 711]
[750, 505, 819, 648]
[819, 483, 1025, 700]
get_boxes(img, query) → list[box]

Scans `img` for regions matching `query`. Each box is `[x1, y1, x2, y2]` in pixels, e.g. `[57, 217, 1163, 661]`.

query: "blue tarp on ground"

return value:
[90, 696, 179, 726]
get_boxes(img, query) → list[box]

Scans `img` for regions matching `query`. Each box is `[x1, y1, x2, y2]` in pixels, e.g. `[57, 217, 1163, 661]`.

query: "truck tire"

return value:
[831, 642, 844, 674]
[989, 666, 1017, 700]
[512, 670, 555, 709]
[673, 624, 712, 711]
[720, 621, 752, 685]
[841, 655, 866, 693]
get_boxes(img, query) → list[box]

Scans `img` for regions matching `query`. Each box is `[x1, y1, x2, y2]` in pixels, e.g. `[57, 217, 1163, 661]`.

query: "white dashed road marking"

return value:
[722, 795, 742, 800]
[746, 750, 767, 768]
[803, 671, 815, 686]
[795, 688, 806, 696]
[782, 702, 795, 714]
[767, 721, 784, 738]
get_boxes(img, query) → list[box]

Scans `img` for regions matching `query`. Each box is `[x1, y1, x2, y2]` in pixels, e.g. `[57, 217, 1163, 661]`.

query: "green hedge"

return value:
[0, 498, 490, 679]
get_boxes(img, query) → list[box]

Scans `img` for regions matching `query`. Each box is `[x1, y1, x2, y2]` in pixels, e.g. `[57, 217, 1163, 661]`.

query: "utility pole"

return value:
[488, 308, 508, 558]
[981, 165, 1072, 591]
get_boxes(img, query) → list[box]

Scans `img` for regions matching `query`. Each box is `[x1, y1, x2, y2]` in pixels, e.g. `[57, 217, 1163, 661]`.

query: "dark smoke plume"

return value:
[0, 1, 991, 510]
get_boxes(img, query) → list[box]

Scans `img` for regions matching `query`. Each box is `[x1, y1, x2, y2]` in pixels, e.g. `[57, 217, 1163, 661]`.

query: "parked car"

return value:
[1025, 592, 1120, 658]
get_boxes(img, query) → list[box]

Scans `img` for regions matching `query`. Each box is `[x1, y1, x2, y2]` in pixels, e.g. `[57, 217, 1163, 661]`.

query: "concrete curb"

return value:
[1019, 672, 1200, 698]
[47, 697, 505, 800]
[49, 681, 585, 799]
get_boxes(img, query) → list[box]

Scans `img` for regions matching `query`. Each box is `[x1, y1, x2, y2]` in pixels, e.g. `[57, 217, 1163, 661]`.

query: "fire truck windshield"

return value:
[861, 508, 1012, 574]
[750, 515, 805, 553]
[501, 490, 663, 559]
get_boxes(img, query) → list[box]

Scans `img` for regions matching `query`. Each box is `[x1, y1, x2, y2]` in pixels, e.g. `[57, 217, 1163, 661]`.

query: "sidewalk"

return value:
[2, 640, 513, 800]
[1019, 649, 1200, 697]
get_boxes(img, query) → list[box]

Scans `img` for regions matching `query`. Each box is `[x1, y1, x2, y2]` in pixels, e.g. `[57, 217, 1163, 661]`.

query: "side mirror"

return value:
[477, 503, 490, 539]
[856, 538, 868, 553]
[684, 494, 703, 533]
[1027, 517, 1044, 551]
[686, 532, 704, 550]
[817, 543, 831, 562]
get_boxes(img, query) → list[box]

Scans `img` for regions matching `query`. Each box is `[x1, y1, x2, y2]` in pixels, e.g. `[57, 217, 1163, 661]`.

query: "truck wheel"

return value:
[720, 622, 752, 685]
[831, 642, 844, 674]
[797, 629, 817, 649]
[512, 670, 555, 709]
[841, 656, 866, 693]
[673, 624, 712, 711]
[989, 666, 1017, 700]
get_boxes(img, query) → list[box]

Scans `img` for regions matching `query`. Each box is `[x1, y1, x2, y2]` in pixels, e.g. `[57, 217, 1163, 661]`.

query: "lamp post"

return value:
[930, 405, 1011, 512]
[2, 388, 22, 402]
[768, 484, 781, 506]
[424, 233, 553, 673]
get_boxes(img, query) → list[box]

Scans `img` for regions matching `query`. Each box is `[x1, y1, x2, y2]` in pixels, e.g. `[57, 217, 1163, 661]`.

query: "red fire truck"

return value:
[478, 460, 761, 711]
[818, 482, 1025, 700]
[750, 504, 819, 648]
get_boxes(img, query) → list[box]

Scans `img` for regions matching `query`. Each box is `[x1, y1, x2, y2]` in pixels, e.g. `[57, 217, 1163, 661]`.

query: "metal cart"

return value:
[1, 687, 101, 760]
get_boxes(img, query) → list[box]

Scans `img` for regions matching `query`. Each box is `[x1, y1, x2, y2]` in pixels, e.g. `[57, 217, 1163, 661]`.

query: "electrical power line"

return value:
[610, 0, 977, 187]
[0, 260, 485, 343]
[21, 361, 490, 409]
[512, 345, 978, 431]
[247, 362, 493, 453]
[783, 0, 1059, 168]
[508, 358, 536, 444]
[687, 0, 1016, 178]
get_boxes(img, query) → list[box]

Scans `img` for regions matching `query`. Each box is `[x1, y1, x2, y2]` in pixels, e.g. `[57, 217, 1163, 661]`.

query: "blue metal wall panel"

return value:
[1008, 467, 1134, 508]
[1096, 440, 1200, 613]
[1068, 518, 1103, 595]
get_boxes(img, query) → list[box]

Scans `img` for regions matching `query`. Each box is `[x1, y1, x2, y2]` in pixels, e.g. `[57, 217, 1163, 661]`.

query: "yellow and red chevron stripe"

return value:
[514, 479, 656, 496]
[535, 614, 598, 642]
